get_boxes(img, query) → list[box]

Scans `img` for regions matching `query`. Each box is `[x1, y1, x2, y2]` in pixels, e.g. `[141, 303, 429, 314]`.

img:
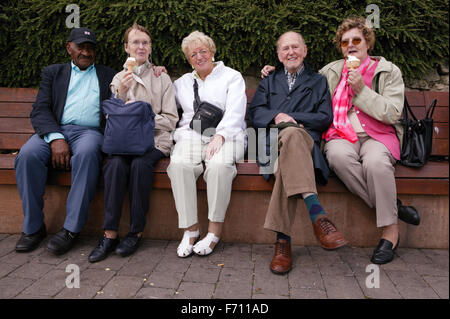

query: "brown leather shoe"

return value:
[270, 239, 292, 274]
[313, 217, 348, 250]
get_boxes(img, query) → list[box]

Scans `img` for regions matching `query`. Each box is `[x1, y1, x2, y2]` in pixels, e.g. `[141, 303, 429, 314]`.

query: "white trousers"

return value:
[167, 138, 245, 229]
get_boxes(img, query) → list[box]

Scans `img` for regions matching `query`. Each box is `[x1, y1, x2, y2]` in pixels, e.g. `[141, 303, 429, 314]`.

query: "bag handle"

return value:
[193, 79, 202, 112]
[403, 96, 417, 122]
[425, 98, 437, 119]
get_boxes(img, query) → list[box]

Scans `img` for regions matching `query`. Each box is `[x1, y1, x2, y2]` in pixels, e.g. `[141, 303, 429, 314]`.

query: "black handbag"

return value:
[189, 79, 224, 135]
[400, 96, 437, 167]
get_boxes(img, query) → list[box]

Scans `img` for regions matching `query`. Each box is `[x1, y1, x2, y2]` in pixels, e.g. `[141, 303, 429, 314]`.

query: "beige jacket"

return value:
[319, 56, 405, 146]
[110, 61, 178, 156]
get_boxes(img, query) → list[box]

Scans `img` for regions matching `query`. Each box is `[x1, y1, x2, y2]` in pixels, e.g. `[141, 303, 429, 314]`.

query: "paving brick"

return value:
[411, 263, 449, 277]
[322, 275, 365, 299]
[0, 235, 20, 258]
[154, 254, 192, 273]
[0, 262, 20, 278]
[118, 259, 159, 278]
[175, 282, 215, 299]
[0, 247, 46, 266]
[135, 287, 175, 299]
[308, 247, 343, 266]
[54, 285, 101, 299]
[252, 293, 289, 299]
[319, 261, 354, 276]
[0, 276, 34, 298]
[87, 253, 130, 271]
[397, 248, 433, 265]
[253, 268, 289, 296]
[9, 262, 54, 280]
[214, 281, 252, 299]
[146, 271, 184, 289]
[423, 276, 449, 299]
[355, 271, 402, 299]
[385, 269, 440, 299]
[21, 268, 67, 297]
[421, 249, 449, 268]
[290, 288, 327, 299]
[219, 267, 254, 284]
[80, 268, 116, 287]
[183, 263, 221, 284]
[95, 275, 144, 298]
[31, 250, 68, 265]
[291, 246, 313, 265]
[288, 263, 324, 290]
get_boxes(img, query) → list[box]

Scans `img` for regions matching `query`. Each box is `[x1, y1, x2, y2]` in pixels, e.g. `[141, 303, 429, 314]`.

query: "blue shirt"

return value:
[44, 62, 100, 143]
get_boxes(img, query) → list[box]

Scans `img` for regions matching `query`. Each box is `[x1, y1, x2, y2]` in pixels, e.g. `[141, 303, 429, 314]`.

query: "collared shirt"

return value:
[284, 64, 304, 91]
[44, 61, 100, 143]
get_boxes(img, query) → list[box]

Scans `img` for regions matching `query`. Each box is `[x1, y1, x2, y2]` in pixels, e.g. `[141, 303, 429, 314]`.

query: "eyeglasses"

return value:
[129, 40, 150, 48]
[341, 37, 362, 48]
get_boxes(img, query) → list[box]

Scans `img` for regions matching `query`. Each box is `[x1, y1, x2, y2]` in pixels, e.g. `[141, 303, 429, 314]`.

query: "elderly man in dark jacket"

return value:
[249, 31, 348, 275]
[14, 27, 116, 255]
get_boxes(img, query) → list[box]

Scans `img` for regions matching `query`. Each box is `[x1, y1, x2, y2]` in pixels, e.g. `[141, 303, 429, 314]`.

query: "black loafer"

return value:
[88, 236, 120, 263]
[397, 199, 421, 226]
[47, 228, 79, 255]
[371, 236, 400, 265]
[115, 233, 141, 257]
[15, 224, 47, 252]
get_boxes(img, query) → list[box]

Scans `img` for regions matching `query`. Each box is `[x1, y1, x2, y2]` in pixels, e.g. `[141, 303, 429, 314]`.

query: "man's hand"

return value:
[347, 69, 365, 95]
[205, 134, 225, 161]
[118, 71, 134, 95]
[261, 65, 276, 78]
[152, 65, 167, 77]
[274, 113, 297, 125]
[50, 139, 70, 170]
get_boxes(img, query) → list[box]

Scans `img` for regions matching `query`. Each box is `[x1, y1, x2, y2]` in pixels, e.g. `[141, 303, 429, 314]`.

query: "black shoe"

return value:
[115, 233, 141, 257]
[397, 199, 421, 226]
[371, 236, 400, 265]
[88, 235, 120, 263]
[47, 228, 79, 255]
[15, 224, 47, 252]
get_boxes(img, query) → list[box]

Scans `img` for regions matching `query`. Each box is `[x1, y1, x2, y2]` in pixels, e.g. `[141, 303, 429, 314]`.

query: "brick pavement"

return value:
[0, 233, 448, 299]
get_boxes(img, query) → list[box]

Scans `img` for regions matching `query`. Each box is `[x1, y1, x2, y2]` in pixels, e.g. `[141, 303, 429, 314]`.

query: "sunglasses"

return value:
[341, 37, 362, 48]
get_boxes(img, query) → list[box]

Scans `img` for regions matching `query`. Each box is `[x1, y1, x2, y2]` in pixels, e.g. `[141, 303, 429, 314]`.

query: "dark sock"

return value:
[304, 194, 326, 223]
[276, 232, 291, 243]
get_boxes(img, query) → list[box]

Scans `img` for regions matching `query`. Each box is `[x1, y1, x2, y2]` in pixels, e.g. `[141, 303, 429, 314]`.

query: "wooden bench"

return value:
[0, 87, 448, 248]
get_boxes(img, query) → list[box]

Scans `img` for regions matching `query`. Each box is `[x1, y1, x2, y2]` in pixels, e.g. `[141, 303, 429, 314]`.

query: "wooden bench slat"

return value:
[424, 91, 450, 107]
[0, 133, 32, 149]
[0, 118, 34, 133]
[0, 88, 37, 103]
[405, 91, 425, 107]
[0, 103, 33, 117]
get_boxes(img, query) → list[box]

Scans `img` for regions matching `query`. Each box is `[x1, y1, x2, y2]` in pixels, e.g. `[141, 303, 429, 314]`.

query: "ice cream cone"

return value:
[125, 57, 137, 72]
[346, 55, 360, 69]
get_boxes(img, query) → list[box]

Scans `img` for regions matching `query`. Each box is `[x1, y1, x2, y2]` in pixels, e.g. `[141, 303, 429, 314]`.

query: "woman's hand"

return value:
[118, 71, 134, 95]
[347, 69, 365, 95]
[261, 65, 276, 78]
[152, 65, 167, 77]
[205, 134, 225, 160]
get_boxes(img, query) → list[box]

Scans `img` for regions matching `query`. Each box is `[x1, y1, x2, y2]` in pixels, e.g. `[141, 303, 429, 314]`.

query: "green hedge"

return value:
[0, 0, 448, 87]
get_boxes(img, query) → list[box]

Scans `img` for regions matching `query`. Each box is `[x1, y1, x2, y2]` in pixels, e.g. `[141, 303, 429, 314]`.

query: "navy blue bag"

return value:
[101, 98, 155, 155]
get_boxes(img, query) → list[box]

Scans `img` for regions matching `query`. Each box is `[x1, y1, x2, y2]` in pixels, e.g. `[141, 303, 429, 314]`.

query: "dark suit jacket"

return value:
[30, 63, 116, 137]
[248, 63, 333, 185]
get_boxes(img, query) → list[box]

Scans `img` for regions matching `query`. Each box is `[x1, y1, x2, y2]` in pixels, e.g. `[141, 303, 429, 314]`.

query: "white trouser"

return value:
[167, 138, 245, 229]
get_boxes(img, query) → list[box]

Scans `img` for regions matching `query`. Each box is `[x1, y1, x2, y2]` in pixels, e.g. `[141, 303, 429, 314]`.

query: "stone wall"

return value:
[404, 62, 449, 92]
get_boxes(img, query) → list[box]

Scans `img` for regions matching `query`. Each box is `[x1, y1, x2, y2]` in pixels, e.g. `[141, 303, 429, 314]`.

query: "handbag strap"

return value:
[425, 98, 437, 119]
[403, 96, 418, 122]
[193, 79, 202, 112]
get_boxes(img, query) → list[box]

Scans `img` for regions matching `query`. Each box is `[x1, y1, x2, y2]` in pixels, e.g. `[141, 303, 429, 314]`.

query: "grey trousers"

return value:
[324, 133, 398, 228]
[167, 138, 245, 229]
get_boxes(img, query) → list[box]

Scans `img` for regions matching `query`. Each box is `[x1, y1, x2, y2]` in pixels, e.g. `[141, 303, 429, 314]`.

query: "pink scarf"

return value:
[324, 56, 375, 143]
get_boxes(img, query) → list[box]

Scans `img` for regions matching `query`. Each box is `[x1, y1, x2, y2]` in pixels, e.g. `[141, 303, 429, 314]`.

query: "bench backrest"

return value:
[0, 87, 448, 159]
